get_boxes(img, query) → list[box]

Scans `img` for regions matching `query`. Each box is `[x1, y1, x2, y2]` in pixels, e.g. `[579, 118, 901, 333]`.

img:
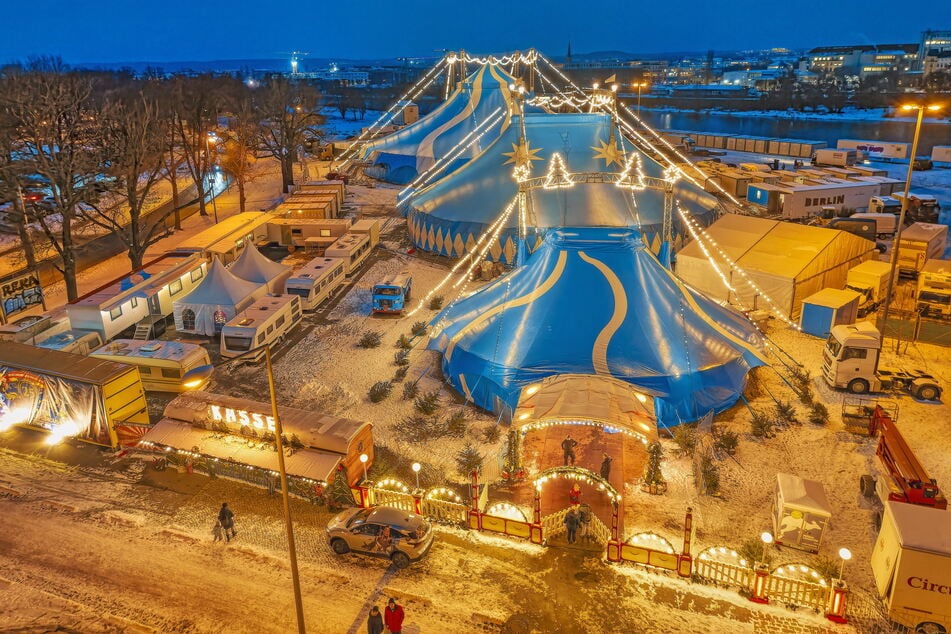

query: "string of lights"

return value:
[407, 196, 518, 318]
[397, 107, 507, 201]
[336, 58, 448, 168]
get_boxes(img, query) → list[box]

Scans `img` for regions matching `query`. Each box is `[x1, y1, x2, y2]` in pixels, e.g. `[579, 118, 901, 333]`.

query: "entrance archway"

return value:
[531, 465, 621, 547]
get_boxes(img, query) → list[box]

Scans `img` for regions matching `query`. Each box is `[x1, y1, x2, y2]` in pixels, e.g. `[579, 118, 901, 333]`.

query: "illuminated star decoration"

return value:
[591, 138, 624, 168]
[502, 140, 544, 167]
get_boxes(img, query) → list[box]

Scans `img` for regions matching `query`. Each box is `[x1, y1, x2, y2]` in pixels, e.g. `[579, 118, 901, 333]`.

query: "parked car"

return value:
[326, 506, 434, 568]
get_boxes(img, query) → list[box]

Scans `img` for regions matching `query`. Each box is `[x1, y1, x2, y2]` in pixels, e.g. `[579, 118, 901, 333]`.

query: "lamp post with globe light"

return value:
[182, 345, 304, 633]
[878, 103, 942, 342]
[360, 453, 369, 482]
[205, 132, 219, 223]
[412, 462, 421, 490]
[760, 531, 773, 562]
[838, 547, 852, 581]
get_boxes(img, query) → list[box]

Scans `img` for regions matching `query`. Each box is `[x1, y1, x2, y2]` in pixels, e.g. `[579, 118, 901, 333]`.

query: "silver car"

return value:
[326, 506, 434, 568]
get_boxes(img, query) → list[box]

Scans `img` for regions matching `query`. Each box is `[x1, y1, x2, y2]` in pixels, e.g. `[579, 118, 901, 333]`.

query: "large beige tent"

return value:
[675, 215, 876, 319]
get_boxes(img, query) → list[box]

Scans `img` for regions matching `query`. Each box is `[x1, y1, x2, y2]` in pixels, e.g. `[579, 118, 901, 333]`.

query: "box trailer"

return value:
[846, 259, 896, 317]
[932, 146, 951, 164]
[815, 149, 857, 167]
[897, 223, 948, 276]
[771, 473, 832, 553]
[0, 342, 149, 447]
[799, 288, 860, 337]
[837, 139, 909, 161]
[916, 258, 951, 318]
[871, 502, 951, 633]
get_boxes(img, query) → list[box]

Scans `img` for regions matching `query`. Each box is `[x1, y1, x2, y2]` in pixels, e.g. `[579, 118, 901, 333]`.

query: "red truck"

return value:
[860, 405, 947, 510]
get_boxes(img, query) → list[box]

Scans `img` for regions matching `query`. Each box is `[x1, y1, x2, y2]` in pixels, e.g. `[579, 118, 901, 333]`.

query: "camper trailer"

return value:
[325, 233, 372, 275]
[220, 294, 303, 362]
[90, 339, 212, 393]
[284, 257, 346, 311]
[171, 212, 271, 264]
[34, 329, 104, 355]
[349, 219, 381, 247]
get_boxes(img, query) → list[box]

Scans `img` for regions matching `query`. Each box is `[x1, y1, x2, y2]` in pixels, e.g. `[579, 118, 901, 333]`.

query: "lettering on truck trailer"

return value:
[907, 576, 951, 595]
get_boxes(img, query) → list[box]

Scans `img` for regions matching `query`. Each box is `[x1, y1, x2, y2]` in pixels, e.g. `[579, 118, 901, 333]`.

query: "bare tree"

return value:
[82, 87, 171, 270]
[220, 84, 260, 213]
[168, 75, 226, 218]
[255, 77, 323, 192]
[1, 59, 103, 301]
[0, 79, 39, 272]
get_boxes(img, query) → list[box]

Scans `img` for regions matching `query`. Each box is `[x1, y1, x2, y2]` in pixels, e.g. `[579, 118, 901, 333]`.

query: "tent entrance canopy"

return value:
[513, 374, 658, 443]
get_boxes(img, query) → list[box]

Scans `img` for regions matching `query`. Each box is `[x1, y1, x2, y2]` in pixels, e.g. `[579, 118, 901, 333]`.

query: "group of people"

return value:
[366, 598, 405, 634]
[563, 505, 593, 544]
[212, 502, 237, 542]
[561, 434, 614, 480]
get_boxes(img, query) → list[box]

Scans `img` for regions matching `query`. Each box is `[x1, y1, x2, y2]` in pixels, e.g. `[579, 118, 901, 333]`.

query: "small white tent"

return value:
[675, 215, 876, 318]
[228, 243, 292, 293]
[173, 258, 267, 336]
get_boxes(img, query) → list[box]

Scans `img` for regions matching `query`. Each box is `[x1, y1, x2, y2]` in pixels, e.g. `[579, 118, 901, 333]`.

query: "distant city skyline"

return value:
[2, 0, 949, 65]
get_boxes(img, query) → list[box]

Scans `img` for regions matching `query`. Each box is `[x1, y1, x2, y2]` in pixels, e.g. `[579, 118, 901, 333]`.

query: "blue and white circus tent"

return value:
[428, 227, 767, 426]
[400, 112, 719, 262]
[360, 64, 516, 185]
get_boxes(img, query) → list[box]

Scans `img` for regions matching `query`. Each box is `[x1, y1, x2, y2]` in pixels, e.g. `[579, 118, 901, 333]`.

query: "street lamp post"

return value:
[878, 104, 942, 342]
[633, 82, 648, 117]
[412, 462, 421, 490]
[182, 347, 306, 633]
[206, 133, 219, 224]
[837, 547, 852, 581]
[360, 453, 369, 482]
[760, 531, 773, 562]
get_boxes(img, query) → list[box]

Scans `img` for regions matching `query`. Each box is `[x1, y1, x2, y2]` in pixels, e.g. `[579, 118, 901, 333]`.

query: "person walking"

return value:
[384, 598, 405, 634]
[561, 435, 578, 466]
[367, 605, 384, 634]
[564, 508, 581, 544]
[600, 454, 613, 481]
[218, 502, 236, 542]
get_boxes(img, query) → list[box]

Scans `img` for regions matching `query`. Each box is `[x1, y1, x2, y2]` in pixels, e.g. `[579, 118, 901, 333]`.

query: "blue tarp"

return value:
[360, 65, 516, 185]
[428, 227, 767, 426]
[401, 112, 719, 262]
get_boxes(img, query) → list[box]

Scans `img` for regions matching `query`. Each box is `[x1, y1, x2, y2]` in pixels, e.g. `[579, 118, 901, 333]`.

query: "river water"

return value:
[639, 110, 950, 154]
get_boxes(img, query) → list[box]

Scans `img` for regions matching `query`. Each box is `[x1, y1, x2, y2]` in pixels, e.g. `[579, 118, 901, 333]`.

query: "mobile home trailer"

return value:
[90, 339, 212, 393]
[171, 212, 271, 264]
[265, 218, 352, 249]
[284, 257, 346, 310]
[349, 219, 381, 247]
[220, 294, 303, 362]
[325, 233, 372, 275]
[34, 329, 104, 355]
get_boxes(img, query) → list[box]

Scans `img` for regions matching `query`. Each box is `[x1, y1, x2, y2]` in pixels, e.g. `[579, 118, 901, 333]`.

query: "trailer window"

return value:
[842, 347, 868, 360]
[286, 287, 311, 299]
[169, 280, 183, 296]
[161, 368, 181, 379]
[275, 315, 286, 328]
[224, 336, 252, 351]
[190, 268, 204, 283]
[109, 306, 123, 320]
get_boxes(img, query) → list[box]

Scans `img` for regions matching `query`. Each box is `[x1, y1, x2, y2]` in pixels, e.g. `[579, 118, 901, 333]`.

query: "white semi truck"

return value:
[821, 322, 942, 401]
[871, 502, 951, 633]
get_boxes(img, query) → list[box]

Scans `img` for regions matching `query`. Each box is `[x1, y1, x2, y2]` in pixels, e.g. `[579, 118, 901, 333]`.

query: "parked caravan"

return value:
[916, 259, 951, 319]
[896, 223, 949, 276]
[66, 253, 208, 341]
[371, 273, 412, 314]
[0, 312, 59, 343]
[90, 339, 213, 393]
[171, 212, 271, 264]
[220, 294, 303, 362]
[265, 218, 352, 249]
[871, 502, 951, 634]
[284, 257, 346, 310]
[349, 219, 381, 247]
[0, 342, 149, 447]
[325, 233, 372, 275]
[34, 329, 104, 355]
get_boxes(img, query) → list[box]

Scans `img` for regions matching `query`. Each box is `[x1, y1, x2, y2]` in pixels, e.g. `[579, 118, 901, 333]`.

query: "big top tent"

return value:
[427, 227, 767, 426]
[400, 111, 720, 263]
[360, 64, 517, 185]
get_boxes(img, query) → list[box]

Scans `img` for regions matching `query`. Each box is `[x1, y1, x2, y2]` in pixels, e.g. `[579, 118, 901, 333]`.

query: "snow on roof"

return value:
[885, 501, 951, 554]
[141, 419, 342, 483]
[776, 473, 832, 515]
[0, 341, 135, 384]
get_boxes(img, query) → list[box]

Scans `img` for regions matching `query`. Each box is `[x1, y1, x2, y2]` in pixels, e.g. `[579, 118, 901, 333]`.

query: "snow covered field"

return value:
[1, 132, 950, 632]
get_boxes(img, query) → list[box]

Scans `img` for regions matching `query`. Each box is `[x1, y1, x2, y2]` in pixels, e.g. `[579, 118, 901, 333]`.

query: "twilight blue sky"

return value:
[2, 0, 949, 65]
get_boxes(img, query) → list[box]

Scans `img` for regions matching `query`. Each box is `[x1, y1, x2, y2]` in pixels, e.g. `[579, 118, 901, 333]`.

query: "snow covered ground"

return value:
[1, 125, 950, 632]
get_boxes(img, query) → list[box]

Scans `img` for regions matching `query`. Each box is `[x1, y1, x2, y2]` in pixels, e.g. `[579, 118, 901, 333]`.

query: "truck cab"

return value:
[823, 322, 941, 400]
[868, 195, 901, 215]
[371, 273, 412, 315]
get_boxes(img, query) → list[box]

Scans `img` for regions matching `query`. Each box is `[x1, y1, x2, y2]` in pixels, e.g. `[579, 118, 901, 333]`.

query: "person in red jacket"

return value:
[384, 598, 405, 634]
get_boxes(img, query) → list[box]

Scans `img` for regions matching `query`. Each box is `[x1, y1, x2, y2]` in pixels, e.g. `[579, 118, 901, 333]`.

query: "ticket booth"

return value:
[772, 473, 832, 553]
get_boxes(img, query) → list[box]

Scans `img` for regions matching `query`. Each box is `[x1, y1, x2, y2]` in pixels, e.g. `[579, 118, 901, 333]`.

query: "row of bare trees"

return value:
[0, 58, 324, 301]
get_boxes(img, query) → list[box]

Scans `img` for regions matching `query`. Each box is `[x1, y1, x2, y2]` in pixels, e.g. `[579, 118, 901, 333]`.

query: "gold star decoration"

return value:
[591, 138, 624, 168]
[502, 140, 544, 167]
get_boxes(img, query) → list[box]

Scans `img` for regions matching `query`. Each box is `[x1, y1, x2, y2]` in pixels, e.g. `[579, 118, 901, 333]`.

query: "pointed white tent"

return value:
[228, 243, 292, 293]
[173, 258, 267, 336]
